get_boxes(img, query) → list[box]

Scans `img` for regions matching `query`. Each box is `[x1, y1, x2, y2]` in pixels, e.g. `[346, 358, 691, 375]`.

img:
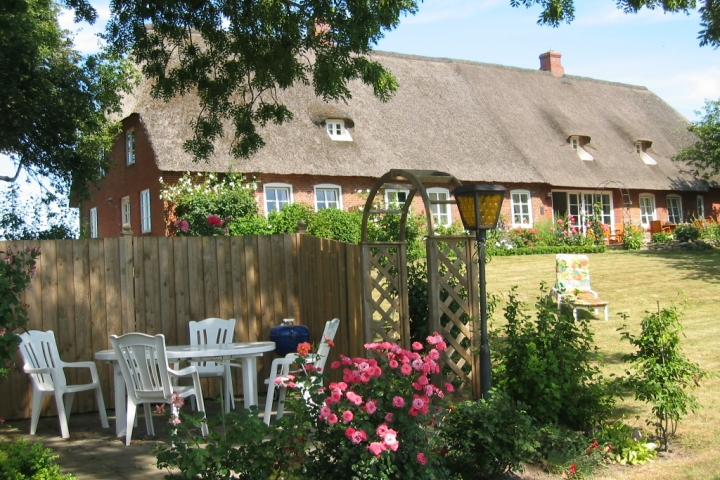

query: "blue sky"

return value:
[2, 0, 718, 182]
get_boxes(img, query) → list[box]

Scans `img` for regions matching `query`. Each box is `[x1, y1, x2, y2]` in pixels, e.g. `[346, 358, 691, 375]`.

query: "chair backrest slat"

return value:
[18, 330, 65, 391]
[111, 333, 174, 403]
[188, 318, 235, 369]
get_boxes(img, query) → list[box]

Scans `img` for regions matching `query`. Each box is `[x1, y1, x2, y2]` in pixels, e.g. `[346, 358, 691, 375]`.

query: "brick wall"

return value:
[80, 114, 165, 237]
[81, 123, 720, 238]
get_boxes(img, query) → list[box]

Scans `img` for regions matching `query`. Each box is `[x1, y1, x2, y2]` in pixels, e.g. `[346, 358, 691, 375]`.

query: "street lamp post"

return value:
[451, 184, 506, 400]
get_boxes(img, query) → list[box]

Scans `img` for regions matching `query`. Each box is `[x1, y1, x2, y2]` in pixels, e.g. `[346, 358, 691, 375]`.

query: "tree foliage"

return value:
[0, 0, 137, 200]
[102, 0, 418, 161]
[674, 99, 720, 180]
[510, 0, 720, 48]
[0, 183, 76, 240]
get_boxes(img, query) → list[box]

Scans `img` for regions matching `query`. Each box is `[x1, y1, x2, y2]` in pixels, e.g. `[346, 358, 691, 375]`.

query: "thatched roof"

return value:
[122, 51, 703, 191]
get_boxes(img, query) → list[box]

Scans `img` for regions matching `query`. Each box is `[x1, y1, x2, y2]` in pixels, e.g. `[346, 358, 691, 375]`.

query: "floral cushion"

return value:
[555, 254, 592, 292]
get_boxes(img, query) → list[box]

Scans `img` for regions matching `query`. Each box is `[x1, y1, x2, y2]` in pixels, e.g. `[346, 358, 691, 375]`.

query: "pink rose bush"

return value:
[299, 332, 452, 478]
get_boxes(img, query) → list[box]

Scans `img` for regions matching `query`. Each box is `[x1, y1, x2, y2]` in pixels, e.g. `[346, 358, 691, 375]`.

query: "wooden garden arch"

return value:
[360, 169, 483, 398]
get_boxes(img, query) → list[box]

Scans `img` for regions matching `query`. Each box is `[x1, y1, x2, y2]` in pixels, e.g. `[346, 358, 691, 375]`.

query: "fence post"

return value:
[120, 224, 136, 334]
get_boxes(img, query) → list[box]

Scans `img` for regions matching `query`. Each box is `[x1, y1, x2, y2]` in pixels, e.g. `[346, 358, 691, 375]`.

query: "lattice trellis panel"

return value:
[427, 236, 480, 398]
[361, 243, 409, 350]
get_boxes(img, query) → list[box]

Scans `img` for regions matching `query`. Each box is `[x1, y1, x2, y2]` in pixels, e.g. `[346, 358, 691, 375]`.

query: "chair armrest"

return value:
[62, 361, 102, 382]
[23, 366, 55, 376]
[169, 365, 200, 378]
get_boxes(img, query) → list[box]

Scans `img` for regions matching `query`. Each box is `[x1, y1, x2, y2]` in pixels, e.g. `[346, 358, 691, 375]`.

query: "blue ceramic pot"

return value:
[269, 319, 310, 356]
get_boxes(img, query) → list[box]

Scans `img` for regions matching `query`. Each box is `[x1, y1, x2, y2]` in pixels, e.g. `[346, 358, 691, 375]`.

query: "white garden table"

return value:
[95, 341, 275, 437]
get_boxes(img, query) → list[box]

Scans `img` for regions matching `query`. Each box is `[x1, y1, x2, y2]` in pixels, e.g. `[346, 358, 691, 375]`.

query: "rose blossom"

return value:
[400, 363, 413, 376]
[392, 396, 405, 408]
[411, 341, 423, 351]
[327, 414, 338, 425]
[385, 412, 394, 422]
[388, 359, 399, 369]
[350, 429, 367, 444]
[368, 442, 386, 457]
[417, 452, 427, 465]
[342, 410, 354, 423]
[365, 400, 377, 415]
[296, 342, 311, 356]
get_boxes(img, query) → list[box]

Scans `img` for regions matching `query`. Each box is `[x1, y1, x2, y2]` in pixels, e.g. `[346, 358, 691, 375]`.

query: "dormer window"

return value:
[568, 135, 595, 161]
[635, 140, 657, 165]
[325, 119, 352, 141]
[568, 135, 594, 161]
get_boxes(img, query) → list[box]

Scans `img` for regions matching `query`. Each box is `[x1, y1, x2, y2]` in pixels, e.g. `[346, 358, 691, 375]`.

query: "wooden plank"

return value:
[283, 235, 297, 321]
[269, 235, 284, 322]
[120, 232, 135, 334]
[88, 239, 109, 412]
[257, 235, 274, 334]
[159, 237, 177, 346]
[74, 240, 93, 412]
[133, 237, 146, 333]
[202, 236, 219, 319]
[230, 237, 247, 340]
[216, 236, 233, 320]
[103, 238, 122, 409]
[187, 237, 205, 321]
[173, 236, 191, 344]
[143, 236, 161, 335]
[54, 240, 76, 416]
[244, 235, 259, 341]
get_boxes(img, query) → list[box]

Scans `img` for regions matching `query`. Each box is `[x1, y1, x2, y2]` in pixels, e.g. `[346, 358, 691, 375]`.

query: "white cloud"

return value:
[58, 1, 110, 55]
[574, 4, 697, 27]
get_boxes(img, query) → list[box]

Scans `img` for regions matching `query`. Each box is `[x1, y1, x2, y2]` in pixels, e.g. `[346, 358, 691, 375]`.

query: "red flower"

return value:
[207, 214, 223, 227]
[569, 463, 576, 475]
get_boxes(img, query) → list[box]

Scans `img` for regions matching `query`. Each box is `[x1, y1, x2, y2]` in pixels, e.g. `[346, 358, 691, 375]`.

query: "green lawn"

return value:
[485, 250, 720, 480]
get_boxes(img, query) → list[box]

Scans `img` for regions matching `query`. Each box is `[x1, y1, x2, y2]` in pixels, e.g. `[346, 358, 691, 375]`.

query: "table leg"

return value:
[239, 357, 258, 408]
[113, 364, 127, 438]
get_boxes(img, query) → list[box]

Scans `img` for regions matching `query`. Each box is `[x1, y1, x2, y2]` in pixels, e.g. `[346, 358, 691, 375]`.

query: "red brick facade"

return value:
[80, 120, 720, 238]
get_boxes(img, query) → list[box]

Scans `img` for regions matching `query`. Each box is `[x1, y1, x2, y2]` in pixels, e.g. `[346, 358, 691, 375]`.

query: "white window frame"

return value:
[666, 195, 683, 224]
[636, 141, 657, 165]
[126, 129, 135, 165]
[140, 189, 151, 233]
[325, 119, 353, 142]
[569, 135, 594, 161]
[385, 189, 409, 209]
[566, 192, 613, 232]
[510, 189, 533, 227]
[639, 194, 656, 227]
[314, 184, 342, 211]
[121, 196, 131, 227]
[427, 187, 452, 227]
[264, 183, 293, 214]
[697, 195, 705, 219]
[89, 207, 98, 238]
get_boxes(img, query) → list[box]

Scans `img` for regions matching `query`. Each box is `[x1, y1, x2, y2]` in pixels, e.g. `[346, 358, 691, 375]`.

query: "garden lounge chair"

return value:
[17, 330, 109, 439]
[110, 332, 209, 446]
[551, 254, 609, 321]
[188, 318, 236, 413]
[264, 318, 340, 425]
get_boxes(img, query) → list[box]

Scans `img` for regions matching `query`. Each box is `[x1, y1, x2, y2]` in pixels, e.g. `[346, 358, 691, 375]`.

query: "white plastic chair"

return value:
[110, 333, 209, 446]
[17, 330, 109, 439]
[189, 318, 236, 413]
[264, 318, 340, 425]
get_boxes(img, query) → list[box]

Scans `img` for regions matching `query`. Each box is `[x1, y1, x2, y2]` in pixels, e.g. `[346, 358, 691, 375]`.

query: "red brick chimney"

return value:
[539, 51, 564, 77]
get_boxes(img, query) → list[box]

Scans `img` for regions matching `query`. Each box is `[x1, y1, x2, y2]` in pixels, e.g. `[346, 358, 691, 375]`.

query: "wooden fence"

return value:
[1, 233, 363, 421]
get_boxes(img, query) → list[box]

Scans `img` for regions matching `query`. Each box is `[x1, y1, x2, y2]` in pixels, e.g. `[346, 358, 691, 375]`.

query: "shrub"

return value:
[1, 246, 41, 377]
[0, 438, 76, 479]
[701, 221, 720, 240]
[307, 208, 362, 243]
[366, 210, 427, 262]
[227, 214, 271, 236]
[674, 223, 700, 242]
[619, 304, 709, 451]
[651, 232, 673, 243]
[622, 223, 644, 250]
[161, 172, 259, 236]
[156, 406, 308, 479]
[594, 420, 657, 465]
[493, 284, 614, 430]
[267, 202, 313, 234]
[302, 335, 452, 479]
[486, 245, 606, 256]
[441, 391, 538, 479]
